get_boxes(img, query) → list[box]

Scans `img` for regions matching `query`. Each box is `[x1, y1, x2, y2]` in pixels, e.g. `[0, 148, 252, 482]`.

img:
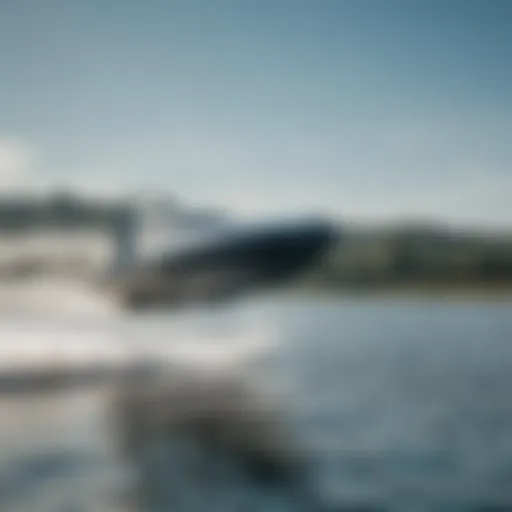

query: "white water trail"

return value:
[0, 276, 281, 385]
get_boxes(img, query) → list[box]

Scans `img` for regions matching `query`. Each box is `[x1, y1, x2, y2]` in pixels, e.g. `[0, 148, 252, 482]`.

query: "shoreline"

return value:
[294, 281, 512, 301]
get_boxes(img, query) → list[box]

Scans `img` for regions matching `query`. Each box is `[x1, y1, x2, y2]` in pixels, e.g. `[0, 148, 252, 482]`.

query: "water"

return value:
[1, 282, 512, 511]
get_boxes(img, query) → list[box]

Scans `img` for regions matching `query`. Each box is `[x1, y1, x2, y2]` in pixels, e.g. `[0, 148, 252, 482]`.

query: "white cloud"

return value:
[0, 138, 32, 187]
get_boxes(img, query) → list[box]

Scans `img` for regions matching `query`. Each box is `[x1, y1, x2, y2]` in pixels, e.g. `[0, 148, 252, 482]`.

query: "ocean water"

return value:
[1, 281, 512, 511]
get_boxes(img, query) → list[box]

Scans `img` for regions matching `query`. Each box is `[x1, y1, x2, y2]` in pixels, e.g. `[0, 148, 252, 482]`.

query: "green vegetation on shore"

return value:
[306, 224, 512, 291]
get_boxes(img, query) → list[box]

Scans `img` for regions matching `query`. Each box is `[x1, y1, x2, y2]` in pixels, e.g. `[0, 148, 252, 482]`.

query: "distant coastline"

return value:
[1, 193, 511, 291]
[297, 280, 512, 299]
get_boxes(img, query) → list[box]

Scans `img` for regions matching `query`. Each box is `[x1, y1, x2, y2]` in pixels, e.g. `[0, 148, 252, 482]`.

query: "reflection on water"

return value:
[1, 282, 512, 511]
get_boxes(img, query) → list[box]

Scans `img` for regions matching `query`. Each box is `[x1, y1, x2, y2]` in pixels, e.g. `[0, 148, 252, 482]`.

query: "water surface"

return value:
[1, 286, 511, 511]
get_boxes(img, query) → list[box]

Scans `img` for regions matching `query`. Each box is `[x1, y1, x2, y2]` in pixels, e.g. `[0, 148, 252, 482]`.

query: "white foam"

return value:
[0, 278, 280, 380]
[0, 277, 120, 315]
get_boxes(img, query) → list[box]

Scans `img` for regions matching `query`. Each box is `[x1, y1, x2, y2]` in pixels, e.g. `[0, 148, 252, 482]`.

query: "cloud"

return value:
[0, 138, 32, 187]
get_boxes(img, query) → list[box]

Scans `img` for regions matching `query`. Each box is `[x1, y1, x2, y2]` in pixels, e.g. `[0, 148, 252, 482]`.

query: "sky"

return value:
[0, 0, 510, 227]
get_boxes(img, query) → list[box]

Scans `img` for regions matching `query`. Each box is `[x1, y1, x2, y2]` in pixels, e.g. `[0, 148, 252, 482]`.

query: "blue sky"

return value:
[0, 1, 510, 226]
